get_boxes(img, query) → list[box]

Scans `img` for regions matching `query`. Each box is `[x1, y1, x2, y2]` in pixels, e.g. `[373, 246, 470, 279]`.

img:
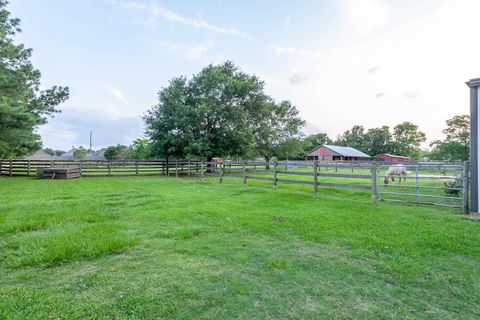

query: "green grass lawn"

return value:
[1, 176, 479, 319]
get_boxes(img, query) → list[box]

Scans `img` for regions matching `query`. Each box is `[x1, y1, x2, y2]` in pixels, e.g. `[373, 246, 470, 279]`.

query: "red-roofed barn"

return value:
[373, 154, 410, 164]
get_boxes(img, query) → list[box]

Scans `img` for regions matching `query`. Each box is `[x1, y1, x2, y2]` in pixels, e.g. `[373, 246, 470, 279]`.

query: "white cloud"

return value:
[40, 104, 143, 150]
[101, 85, 127, 103]
[338, 0, 390, 38]
[159, 41, 212, 60]
[268, 45, 321, 58]
[108, 0, 248, 38]
[263, 0, 480, 145]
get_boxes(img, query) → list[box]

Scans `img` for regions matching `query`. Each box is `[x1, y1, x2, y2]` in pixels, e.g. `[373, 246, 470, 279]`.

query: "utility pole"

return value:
[89, 130, 92, 153]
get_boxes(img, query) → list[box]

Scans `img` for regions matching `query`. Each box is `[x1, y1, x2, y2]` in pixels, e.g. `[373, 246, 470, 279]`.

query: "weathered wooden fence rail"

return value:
[210, 161, 377, 200]
[0, 159, 470, 211]
[0, 159, 203, 177]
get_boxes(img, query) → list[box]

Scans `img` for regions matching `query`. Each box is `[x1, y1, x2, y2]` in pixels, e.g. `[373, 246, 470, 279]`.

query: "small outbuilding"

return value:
[373, 153, 410, 163]
[306, 145, 370, 161]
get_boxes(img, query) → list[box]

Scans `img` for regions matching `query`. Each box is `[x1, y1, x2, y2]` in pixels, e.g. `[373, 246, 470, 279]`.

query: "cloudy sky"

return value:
[10, 0, 480, 150]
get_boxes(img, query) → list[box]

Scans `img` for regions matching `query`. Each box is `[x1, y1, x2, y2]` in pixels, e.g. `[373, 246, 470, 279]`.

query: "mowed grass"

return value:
[0, 176, 479, 319]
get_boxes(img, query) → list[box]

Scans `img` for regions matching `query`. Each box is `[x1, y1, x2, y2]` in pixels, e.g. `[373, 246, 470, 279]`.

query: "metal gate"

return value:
[376, 162, 469, 211]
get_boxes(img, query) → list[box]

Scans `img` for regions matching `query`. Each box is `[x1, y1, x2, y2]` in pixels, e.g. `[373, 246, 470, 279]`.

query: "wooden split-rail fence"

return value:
[0, 159, 470, 211]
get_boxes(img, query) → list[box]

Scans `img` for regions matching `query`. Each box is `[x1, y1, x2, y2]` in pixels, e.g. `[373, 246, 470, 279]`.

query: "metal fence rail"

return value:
[376, 162, 469, 211]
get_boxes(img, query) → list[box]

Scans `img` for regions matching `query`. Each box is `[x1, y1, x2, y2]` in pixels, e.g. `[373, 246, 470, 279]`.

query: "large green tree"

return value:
[363, 126, 394, 156]
[104, 145, 129, 160]
[392, 121, 426, 159]
[128, 138, 151, 160]
[0, 1, 69, 158]
[429, 115, 469, 161]
[73, 147, 87, 160]
[250, 100, 305, 164]
[335, 125, 366, 152]
[144, 62, 303, 163]
[43, 148, 64, 156]
[302, 132, 333, 154]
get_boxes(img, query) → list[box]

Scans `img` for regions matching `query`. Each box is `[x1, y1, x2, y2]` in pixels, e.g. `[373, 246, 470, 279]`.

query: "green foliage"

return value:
[392, 122, 426, 158]
[302, 132, 333, 153]
[0, 1, 69, 158]
[144, 62, 304, 161]
[333, 122, 425, 158]
[275, 138, 304, 160]
[363, 126, 394, 156]
[43, 148, 64, 156]
[128, 138, 151, 160]
[430, 115, 469, 161]
[443, 179, 462, 195]
[73, 147, 87, 159]
[335, 125, 366, 152]
[104, 144, 129, 160]
[251, 100, 305, 161]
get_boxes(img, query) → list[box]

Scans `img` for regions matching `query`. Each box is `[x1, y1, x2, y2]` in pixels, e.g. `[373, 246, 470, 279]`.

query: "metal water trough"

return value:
[36, 167, 81, 179]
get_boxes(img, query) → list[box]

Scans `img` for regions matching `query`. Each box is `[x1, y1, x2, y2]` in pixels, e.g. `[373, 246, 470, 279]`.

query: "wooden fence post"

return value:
[219, 162, 225, 183]
[463, 161, 470, 214]
[243, 161, 247, 185]
[27, 160, 31, 177]
[9, 159, 12, 176]
[313, 161, 319, 194]
[201, 161, 205, 180]
[188, 160, 191, 177]
[135, 160, 139, 176]
[175, 160, 178, 177]
[273, 161, 278, 190]
[108, 161, 112, 176]
[370, 165, 377, 202]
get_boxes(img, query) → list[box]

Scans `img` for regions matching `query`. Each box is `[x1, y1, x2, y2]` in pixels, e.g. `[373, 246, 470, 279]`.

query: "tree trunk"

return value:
[265, 156, 270, 170]
[207, 156, 213, 172]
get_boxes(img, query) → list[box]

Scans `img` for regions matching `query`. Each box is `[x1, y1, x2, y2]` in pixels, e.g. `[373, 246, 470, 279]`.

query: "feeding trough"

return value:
[36, 167, 81, 179]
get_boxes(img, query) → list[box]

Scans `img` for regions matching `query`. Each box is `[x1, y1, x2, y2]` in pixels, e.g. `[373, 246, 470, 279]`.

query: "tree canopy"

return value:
[128, 138, 151, 160]
[333, 122, 425, 158]
[250, 100, 305, 162]
[429, 115, 469, 161]
[302, 133, 333, 154]
[43, 148, 64, 156]
[0, 1, 69, 158]
[335, 125, 366, 152]
[104, 145, 129, 160]
[392, 122, 426, 159]
[144, 62, 304, 161]
[73, 147, 87, 160]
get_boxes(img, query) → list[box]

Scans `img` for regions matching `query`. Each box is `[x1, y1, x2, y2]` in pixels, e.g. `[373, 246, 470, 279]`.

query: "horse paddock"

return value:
[1, 176, 479, 319]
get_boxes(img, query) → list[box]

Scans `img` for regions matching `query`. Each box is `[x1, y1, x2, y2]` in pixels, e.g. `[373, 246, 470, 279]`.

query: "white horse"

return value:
[384, 164, 407, 185]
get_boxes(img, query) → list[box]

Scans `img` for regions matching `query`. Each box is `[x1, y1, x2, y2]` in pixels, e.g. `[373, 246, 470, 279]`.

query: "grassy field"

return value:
[1, 175, 479, 319]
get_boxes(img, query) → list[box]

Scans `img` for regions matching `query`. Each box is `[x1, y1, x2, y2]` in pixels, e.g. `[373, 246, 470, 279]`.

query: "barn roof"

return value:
[323, 145, 370, 158]
[373, 154, 410, 159]
[306, 145, 370, 158]
[23, 150, 53, 160]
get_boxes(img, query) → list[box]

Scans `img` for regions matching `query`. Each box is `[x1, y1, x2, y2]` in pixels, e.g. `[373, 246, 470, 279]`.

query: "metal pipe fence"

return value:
[376, 162, 469, 212]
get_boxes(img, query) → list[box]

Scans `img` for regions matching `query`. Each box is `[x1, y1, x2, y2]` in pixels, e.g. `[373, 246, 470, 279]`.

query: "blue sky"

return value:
[9, 0, 480, 150]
